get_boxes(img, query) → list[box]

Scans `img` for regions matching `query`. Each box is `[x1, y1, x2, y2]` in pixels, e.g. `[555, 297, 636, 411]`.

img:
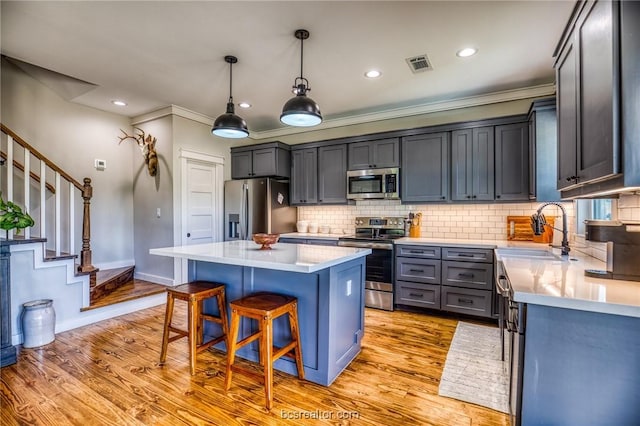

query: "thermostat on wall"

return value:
[94, 159, 106, 171]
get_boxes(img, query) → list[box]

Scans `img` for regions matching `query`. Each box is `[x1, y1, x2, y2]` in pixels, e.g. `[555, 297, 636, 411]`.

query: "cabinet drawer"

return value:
[441, 286, 493, 318]
[396, 258, 441, 284]
[396, 245, 441, 259]
[442, 247, 493, 263]
[442, 261, 494, 290]
[396, 281, 440, 309]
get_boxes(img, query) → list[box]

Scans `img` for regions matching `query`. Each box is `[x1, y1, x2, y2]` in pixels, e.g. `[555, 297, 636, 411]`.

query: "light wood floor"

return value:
[1, 304, 508, 425]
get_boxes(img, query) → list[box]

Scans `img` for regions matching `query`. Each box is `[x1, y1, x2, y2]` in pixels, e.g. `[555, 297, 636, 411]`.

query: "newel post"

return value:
[78, 177, 97, 274]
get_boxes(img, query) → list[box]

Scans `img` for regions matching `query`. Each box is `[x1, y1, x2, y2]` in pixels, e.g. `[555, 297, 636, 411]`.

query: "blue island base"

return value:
[193, 256, 366, 386]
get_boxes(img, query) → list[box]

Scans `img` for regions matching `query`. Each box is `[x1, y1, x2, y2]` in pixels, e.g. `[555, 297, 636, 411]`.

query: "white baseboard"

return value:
[94, 259, 136, 270]
[134, 271, 175, 286]
[12, 293, 166, 346]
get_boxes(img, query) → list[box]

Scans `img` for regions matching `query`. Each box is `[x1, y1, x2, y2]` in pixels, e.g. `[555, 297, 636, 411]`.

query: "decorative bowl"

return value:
[252, 233, 279, 250]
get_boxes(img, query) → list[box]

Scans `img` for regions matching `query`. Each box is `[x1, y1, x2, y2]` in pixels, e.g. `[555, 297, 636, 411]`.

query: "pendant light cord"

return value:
[228, 61, 234, 103]
[299, 36, 304, 81]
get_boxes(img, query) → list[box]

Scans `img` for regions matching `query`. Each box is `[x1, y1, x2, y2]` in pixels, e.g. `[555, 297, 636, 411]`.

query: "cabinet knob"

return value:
[566, 175, 578, 182]
[466, 195, 471, 199]
[187, 233, 191, 237]
[441, 196, 446, 200]
[472, 195, 477, 199]
[496, 195, 501, 199]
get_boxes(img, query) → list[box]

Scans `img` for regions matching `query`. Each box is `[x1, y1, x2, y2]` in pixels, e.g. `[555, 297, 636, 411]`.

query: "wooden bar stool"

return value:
[224, 292, 304, 410]
[159, 281, 229, 375]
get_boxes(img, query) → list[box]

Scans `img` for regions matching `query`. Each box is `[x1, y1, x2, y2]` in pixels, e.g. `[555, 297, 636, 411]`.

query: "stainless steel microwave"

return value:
[347, 168, 400, 200]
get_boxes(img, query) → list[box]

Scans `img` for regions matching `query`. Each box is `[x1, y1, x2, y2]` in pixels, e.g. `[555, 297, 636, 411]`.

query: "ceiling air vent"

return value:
[406, 54, 433, 73]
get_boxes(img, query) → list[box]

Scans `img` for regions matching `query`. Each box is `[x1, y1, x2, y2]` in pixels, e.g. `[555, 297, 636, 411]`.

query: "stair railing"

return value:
[1, 124, 96, 274]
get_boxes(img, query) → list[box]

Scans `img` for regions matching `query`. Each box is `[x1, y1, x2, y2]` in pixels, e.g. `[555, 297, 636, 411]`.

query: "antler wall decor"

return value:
[118, 127, 158, 176]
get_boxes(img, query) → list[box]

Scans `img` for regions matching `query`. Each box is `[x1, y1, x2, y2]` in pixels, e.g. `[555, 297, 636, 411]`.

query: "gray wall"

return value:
[1, 58, 135, 267]
[132, 117, 174, 283]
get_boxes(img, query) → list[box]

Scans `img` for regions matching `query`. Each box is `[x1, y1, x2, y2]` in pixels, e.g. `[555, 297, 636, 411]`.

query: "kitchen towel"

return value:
[438, 322, 509, 413]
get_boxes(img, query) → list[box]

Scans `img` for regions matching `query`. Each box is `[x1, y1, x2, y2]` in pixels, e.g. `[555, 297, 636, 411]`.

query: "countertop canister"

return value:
[21, 299, 56, 348]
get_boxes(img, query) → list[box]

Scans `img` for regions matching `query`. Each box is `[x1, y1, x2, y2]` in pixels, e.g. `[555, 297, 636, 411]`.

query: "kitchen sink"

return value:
[495, 247, 562, 260]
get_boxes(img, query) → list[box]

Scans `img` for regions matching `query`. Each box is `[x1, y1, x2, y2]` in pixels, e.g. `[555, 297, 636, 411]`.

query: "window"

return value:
[576, 199, 616, 235]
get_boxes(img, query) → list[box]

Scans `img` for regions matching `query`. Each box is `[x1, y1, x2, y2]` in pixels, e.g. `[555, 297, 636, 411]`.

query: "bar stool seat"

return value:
[159, 281, 228, 375]
[224, 292, 304, 410]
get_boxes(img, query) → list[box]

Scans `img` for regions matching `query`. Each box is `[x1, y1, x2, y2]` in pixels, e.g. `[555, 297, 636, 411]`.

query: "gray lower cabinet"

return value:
[396, 281, 440, 309]
[396, 257, 441, 285]
[395, 243, 494, 318]
[401, 132, 449, 202]
[441, 286, 492, 318]
[442, 261, 493, 291]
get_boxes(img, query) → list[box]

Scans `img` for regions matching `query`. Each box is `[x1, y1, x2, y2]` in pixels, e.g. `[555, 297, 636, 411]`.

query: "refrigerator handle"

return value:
[239, 183, 248, 240]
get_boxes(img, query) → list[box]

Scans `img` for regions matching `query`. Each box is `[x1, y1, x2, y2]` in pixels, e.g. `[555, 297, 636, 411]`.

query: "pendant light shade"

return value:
[280, 29, 323, 127]
[212, 55, 249, 138]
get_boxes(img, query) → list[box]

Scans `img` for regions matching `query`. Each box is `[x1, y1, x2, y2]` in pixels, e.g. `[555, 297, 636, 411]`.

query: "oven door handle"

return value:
[338, 241, 393, 250]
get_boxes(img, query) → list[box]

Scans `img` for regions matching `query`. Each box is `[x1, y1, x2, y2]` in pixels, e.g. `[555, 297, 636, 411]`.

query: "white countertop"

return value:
[498, 248, 640, 318]
[150, 240, 370, 273]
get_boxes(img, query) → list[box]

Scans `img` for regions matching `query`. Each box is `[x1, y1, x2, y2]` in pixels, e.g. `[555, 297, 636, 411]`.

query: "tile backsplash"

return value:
[298, 200, 575, 242]
[617, 193, 640, 221]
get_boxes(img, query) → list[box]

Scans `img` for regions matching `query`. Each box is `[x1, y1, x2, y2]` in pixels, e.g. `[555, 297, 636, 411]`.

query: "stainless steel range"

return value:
[337, 216, 405, 311]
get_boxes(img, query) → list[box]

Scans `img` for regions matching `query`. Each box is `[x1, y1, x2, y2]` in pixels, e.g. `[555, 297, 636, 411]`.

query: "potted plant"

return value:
[0, 192, 35, 238]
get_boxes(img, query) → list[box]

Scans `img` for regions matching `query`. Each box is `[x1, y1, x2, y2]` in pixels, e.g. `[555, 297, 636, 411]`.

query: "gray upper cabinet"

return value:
[290, 148, 318, 205]
[348, 138, 400, 170]
[231, 142, 290, 179]
[555, 0, 620, 192]
[495, 122, 529, 201]
[401, 132, 449, 202]
[318, 144, 347, 204]
[451, 127, 494, 201]
[529, 99, 561, 201]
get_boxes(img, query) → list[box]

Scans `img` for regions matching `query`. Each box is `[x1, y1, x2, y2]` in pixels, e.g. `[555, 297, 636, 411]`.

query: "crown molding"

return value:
[131, 83, 555, 139]
[131, 105, 214, 126]
[250, 83, 556, 140]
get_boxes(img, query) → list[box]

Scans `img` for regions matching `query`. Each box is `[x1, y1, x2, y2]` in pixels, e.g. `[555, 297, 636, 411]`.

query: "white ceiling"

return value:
[1, 1, 575, 138]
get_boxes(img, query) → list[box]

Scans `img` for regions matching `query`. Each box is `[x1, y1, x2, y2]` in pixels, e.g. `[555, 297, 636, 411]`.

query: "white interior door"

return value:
[178, 149, 224, 283]
[186, 161, 216, 245]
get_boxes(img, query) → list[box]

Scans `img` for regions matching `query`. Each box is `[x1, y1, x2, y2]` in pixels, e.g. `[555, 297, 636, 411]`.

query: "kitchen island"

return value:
[150, 240, 370, 386]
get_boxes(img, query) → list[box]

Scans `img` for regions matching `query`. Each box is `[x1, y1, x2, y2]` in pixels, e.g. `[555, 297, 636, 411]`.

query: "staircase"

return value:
[1, 124, 149, 307]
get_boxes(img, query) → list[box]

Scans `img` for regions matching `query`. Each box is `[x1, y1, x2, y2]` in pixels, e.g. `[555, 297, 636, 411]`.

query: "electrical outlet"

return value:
[156, 208, 161, 218]
[94, 159, 106, 171]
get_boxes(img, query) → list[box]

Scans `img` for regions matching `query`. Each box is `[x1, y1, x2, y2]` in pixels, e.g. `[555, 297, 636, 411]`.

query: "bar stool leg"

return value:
[216, 289, 230, 351]
[197, 299, 204, 346]
[225, 309, 241, 391]
[289, 305, 305, 380]
[159, 292, 175, 365]
[262, 316, 274, 410]
[188, 298, 198, 375]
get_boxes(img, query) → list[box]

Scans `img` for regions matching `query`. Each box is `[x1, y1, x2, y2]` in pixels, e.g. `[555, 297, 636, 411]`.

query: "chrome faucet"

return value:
[531, 202, 570, 256]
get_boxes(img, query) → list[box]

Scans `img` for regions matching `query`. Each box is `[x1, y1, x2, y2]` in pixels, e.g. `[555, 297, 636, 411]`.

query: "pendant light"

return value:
[212, 55, 249, 138]
[280, 29, 323, 127]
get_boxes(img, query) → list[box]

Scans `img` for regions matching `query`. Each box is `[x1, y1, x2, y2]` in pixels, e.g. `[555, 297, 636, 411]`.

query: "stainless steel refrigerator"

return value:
[224, 178, 297, 241]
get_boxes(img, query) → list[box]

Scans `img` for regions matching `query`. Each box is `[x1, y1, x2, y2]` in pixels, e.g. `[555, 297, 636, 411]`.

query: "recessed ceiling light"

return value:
[238, 102, 251, 109]
[364, 70, 382, 79]
[111, 100, 127, 106]
[456, 47, 478, 58]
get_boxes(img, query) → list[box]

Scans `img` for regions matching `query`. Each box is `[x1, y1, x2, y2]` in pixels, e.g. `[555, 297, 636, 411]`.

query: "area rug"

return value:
[438, 322, 509, 413]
